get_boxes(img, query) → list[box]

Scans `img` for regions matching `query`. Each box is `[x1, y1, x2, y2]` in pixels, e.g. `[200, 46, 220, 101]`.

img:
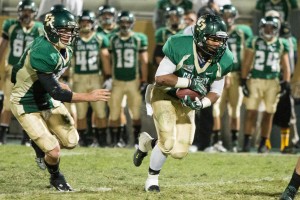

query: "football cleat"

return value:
[50, 173, 74, 192]
[145, 175, 160, 192]
[257, 145, 269, 154]
[213, 141, 227, 152]
[280, 185, 297, 200]
[133, 149, 148, 167]
[35, 157, 46, 170]
[133, 132, 153, 167]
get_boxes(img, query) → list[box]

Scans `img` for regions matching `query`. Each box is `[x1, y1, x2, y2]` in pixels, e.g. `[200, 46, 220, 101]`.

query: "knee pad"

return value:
[159, 138, 175, 154]
[61, 128, 79, 149]
[170, 151, 188, 159]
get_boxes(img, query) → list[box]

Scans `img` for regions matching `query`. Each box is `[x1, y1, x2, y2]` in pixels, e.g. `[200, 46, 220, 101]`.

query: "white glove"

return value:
[103, 78, 112, 90]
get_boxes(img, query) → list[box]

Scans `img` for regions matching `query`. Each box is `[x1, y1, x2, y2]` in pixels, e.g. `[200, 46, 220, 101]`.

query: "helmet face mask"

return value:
[220, 4, 238, 27]
[117, 11, 135, 35]
[259, 16, 280, 41]
[44, 10, 79, 48]
[165, 6, 184, 30]
[98, 5, 116, 26]
[79, 10, 96, 33]
[17, 0, 37, 25]
[193, 14, 228, 62]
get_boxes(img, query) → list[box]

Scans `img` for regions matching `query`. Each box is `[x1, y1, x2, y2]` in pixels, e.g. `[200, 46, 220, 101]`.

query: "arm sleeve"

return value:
[155, 56, 176, 77]
[210, 77, 225, 96]
[37, 72, 73, 102]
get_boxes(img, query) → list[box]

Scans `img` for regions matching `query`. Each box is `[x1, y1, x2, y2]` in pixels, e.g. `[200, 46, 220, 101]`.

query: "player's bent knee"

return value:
[170, 151, 188, 159]
[158, 138, 175, 154]
[61, 128, 79, 149]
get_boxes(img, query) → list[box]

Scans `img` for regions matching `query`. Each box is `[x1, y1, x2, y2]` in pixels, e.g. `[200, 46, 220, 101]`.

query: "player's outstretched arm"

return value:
[71, 89, 111, 103]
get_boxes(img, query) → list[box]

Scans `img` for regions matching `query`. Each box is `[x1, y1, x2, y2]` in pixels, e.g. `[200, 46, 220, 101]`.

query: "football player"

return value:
[108, 11, 148, 147]
[10, 9, 110, 191]
[0, 0, 46, 168]
[72, 10, 111, 147]
[0, 0, 43, 145]
[153, 5, 185, 69]
[133, 14, 233, 192]
[97, 5, 118, 35]
[240, 16, 290, 153]
[211, 4, 253, 152]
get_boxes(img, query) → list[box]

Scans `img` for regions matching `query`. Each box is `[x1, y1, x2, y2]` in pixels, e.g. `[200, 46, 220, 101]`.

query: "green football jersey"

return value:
[246, 36, 289, 79]
[2, 19, 44, 66]
[73, 32, 109, 74]
[227, 25, 253, 72]
[155, 27, 183, 45]
[162, 34, 234, 98]
[109, 32, 148, 81]
[11, 36, 73, 114]
[255, 0, 298, 21]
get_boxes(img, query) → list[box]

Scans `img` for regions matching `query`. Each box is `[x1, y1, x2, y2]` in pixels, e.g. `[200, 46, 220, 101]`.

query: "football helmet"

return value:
[280, 21, 291, 38]
[79, 10, 96, 33]
[165, 6, 184, 30]
[43, 9, 79, 48]
[193, 14, 228, 63]
[259, 16, 280, 40]
[17, 0, 37, 25]
[117, 11, 135, 34]
[50, 4, 67, 12]
[220, 4, 238, 27]
[98, 5, 116, 26]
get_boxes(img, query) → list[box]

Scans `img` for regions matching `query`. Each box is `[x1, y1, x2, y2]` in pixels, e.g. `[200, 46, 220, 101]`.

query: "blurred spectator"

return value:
[183, 10, 197, 27]
[153, 0, 193, 30]
[37, 0, 83, 20]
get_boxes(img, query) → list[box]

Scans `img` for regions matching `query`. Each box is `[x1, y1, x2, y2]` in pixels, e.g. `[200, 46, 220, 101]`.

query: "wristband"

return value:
[175, 77, 190, 88]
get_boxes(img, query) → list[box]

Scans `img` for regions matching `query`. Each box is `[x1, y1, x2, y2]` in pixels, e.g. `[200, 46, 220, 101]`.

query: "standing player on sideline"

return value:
[240, 16, 290, 153]
[133, 14, 233, 192]
[0, 0, 43, 145]
[211, 4, 253, 152]
[73, 10, 111, 147]
[108, 11, 148, 147]
[10, 9, 110, 191]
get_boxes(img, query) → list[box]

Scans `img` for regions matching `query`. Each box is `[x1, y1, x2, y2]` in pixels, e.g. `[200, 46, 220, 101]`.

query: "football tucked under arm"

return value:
[176, 88, 204, 101]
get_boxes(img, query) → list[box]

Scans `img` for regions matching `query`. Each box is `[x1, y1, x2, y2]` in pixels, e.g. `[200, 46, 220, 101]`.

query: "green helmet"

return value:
[79, 10, 96, 33]
[259, 16, 280, 40]
[50, 4, 67, 12]
[43, 9, 79, 48]
[17, 0, 37, 24]
[193, 14, 228, 63]
[165, 6, 184, 30]
[220, 4, 238, 27]
[117, 11, 135, 34]
[98, 5, 116, 25]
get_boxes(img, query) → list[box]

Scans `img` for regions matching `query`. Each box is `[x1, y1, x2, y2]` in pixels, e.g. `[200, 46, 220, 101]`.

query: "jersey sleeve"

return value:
[30, 46, 59, 73]
[281, 38, 290, 53]
[138, 33, 148, 51]
[96, 33, 110, 49]
[2, 19, 15, 38]
[155, 28, 165, 45]
[246, 36, 256, 50]
[219, 48, 234, 76]
[162, 36, 176, 64]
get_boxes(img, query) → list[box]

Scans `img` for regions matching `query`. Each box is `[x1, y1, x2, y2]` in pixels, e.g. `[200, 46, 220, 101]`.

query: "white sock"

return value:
[149, 145, 167, 171]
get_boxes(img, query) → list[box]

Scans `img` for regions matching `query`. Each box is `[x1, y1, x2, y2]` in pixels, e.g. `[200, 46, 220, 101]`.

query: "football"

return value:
[176, 88, 203, 101]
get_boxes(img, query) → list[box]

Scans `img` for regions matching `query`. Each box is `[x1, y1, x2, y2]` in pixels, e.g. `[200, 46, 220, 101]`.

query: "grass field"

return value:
[0, 145, 299, 200]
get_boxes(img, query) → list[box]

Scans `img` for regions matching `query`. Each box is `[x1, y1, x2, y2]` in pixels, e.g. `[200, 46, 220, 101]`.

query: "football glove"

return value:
[140, 81, 148, 95]
[189, 78, 207, 96]
[181, 95, 203, 110]
[103, 76, 112, 90]
[279, 81, 290, 97]
[241, 78, 250, 97]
